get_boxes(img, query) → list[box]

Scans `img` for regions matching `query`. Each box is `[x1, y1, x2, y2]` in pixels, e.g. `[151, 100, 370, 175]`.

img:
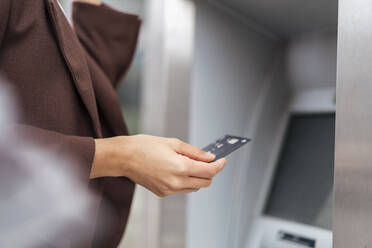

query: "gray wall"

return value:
[186, 2, 290, 248]
[286, 30, 338, 93]
[235, 51, 290, 248]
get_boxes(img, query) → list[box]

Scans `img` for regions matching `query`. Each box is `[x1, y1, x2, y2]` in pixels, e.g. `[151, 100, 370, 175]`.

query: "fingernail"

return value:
[206, 152, 215, 159]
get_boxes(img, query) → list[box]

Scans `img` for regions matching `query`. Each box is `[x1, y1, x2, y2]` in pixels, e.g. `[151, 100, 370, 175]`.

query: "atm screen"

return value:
[264, 113, 335, 230]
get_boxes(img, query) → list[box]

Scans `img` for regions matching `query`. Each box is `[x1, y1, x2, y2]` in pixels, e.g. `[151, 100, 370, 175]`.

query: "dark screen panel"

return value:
[264, 114, 335, 230]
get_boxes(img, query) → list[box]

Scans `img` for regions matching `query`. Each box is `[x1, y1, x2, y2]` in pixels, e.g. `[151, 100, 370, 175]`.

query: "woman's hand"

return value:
[91, 135, 226, 197]
[73, 0, 101, 5]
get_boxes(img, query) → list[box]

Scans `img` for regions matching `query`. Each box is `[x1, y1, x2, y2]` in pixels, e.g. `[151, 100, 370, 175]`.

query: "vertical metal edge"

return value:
[334, 0, 372, 247]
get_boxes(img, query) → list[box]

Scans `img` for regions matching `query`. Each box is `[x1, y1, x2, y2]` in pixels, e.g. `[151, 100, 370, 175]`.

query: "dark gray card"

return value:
[203, 135, 251, 161]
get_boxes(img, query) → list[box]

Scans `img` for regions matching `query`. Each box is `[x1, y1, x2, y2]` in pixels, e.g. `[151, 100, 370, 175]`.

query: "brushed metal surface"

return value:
[334, 0, 372, 247]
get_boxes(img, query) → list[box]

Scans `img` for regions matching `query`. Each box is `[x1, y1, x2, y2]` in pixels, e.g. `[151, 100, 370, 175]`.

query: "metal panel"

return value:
[141, 1, 196, 247]
[334, 0, 372, 247]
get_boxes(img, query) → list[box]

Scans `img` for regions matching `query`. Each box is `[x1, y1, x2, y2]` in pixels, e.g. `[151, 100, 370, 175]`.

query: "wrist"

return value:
[90, 137, 130, 178]
[90, 139, 106, 178]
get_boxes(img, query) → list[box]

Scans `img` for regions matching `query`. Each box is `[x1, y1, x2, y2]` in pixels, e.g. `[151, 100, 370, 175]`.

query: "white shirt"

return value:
[56, 0, 71, 24]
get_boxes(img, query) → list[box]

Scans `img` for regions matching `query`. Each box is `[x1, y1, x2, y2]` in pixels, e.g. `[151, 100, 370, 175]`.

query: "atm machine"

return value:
[186, 0, 338, 248]
[251, 96, 335, 248]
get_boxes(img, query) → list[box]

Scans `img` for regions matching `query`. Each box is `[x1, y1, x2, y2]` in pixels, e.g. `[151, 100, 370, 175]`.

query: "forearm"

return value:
[89, 135, 226, 197]
[73, 0, 101, 5]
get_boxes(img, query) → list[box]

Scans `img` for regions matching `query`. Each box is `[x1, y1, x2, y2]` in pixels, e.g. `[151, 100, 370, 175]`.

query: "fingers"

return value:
[160, 158, 227, 197]
[210, 158, 226, 174]
[183, 177, 212, 189]
[157, 188, 199, 197]
[176, 188, 200, 194]
[182, 157, 226, 179]
[160, 177, 210, 197]
[170, 138, 215, 162]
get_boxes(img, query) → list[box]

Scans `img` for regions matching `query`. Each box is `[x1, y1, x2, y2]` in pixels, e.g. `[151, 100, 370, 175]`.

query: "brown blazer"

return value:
[0, 0, 141, 247]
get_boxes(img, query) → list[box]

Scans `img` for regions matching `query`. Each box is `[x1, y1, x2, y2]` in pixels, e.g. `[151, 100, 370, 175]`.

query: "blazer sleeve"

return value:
[72, 2, 141, 88]
[0, 1, 95, 182]
[0, 0, 11, 45]
[14, 124, 95, 181]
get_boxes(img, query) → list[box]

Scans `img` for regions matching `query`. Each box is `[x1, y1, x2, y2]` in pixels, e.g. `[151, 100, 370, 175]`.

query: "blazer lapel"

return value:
[45, 0, 102, 137]
[85, 53, 129, 136]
